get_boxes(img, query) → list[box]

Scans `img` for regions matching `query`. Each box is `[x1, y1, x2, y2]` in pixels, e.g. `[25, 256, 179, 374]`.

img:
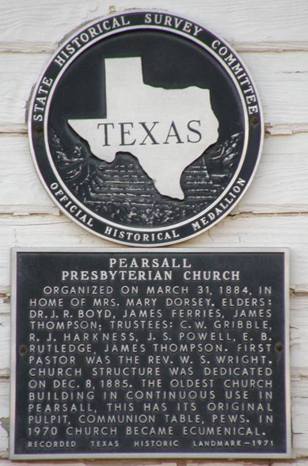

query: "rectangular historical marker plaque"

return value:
[10, 248, 291, 459]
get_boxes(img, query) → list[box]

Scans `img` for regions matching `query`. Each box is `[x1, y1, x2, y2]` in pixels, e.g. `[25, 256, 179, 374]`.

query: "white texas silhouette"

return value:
[68, 57, 219, 200]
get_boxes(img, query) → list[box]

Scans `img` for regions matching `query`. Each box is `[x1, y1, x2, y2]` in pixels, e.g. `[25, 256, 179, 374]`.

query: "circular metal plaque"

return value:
[28, 10, 263, 246]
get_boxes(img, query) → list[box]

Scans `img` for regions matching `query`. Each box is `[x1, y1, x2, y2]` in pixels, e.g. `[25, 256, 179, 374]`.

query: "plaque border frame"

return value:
[10, 247, 291, 460]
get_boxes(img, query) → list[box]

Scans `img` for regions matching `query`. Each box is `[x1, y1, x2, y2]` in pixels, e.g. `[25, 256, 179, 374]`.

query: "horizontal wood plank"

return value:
[0, 379, 8, 457]
[0, 462, 306, 466]
[238, 133, 308, 214]
[0, 290, 9, 315]
[0, 135, 58, 215]
[1, 50, 308, 128]
[0, 314, 9, 377]
[0, 0, 307, 51]
[0, 214, 307, 290]
[0, 461, 177, 466]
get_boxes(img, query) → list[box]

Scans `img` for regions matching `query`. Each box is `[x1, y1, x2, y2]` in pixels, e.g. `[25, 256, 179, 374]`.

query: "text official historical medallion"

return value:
[28, 10, 263, 246]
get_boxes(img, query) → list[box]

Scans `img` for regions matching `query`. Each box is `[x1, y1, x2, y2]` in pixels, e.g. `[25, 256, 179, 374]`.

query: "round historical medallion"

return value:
[28, 10, 263, 246]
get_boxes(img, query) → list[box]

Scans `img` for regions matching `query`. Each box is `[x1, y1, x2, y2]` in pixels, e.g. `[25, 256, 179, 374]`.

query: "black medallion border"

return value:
[28, 10, 264, 246]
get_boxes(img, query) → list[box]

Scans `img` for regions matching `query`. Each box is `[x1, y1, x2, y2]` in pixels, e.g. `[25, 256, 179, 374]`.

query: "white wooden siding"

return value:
[1, 1, 308, 465]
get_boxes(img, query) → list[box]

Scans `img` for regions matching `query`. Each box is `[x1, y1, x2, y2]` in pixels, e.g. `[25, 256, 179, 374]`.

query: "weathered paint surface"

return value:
[1, 0, 308, 464]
